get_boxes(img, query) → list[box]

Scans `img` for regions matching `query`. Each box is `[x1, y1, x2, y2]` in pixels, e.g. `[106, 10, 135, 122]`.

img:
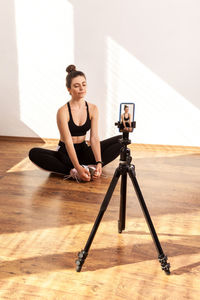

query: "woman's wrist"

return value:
[75, 164, 83, 171]
[96, 161, 103, 165]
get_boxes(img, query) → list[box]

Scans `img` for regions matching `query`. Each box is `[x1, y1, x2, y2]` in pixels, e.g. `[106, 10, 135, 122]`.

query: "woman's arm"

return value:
[90, 105, 102, 178]
[121, 113, 126, 128]
[57, 107, 90, 181]
[128, 113, 131, 127]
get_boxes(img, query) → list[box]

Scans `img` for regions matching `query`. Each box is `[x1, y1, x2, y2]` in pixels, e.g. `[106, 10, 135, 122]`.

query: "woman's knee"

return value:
[100, 135, 122, 148]
[29, 148, 41, 163]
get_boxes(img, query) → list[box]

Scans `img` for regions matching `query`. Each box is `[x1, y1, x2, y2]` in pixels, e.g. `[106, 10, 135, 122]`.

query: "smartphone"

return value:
[119, 103, 135, 133]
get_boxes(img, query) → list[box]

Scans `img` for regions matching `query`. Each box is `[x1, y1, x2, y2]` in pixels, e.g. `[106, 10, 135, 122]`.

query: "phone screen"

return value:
[119, 103, 135, 133]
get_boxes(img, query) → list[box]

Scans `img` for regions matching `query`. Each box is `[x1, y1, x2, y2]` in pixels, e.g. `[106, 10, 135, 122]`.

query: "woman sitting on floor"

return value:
[29, 64, 123, 182]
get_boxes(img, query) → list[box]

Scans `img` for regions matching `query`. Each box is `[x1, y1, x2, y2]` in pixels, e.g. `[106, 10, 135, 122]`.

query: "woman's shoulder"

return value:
[87, 101, 97, 108]
[87, 102, 98, 113]
[58, 103, 68, 112]
[57, 103, 69, 119]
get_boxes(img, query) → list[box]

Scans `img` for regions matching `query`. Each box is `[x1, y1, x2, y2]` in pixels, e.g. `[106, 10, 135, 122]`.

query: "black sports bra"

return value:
[67, 101, 91, 136]
[124, 114, 129, 121]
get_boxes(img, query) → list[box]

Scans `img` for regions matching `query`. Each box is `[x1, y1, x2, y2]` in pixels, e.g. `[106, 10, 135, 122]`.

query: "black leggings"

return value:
[29, 135, 123, 175]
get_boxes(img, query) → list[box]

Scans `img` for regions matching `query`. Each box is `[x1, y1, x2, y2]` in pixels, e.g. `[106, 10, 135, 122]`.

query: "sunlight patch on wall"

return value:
[14, 0, 74, 138]
[106, 37, 200, 146]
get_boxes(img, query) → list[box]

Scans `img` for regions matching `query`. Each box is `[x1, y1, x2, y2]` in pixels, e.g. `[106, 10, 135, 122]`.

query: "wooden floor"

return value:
[0, 139, 200, 299]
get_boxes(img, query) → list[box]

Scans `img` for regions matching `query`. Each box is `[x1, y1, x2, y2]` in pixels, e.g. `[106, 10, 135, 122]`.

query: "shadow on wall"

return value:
[69, 0, 200, 146]
[0, 0, 41, 138]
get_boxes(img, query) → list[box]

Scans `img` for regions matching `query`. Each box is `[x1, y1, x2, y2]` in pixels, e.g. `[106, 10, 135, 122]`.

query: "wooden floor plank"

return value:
[0, 139, 200, 299]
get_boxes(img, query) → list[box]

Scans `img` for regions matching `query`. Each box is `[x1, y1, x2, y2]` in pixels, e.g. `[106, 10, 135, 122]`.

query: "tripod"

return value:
[76, 132, 170, 275]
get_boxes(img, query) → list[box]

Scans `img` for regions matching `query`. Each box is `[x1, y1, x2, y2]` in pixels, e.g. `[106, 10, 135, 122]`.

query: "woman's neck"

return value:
[70, 97, 85, 108]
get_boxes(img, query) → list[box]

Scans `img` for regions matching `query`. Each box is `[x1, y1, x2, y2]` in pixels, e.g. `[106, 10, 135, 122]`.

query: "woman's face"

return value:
[68, 75, 87, 99]
[125, 107, 129, 113]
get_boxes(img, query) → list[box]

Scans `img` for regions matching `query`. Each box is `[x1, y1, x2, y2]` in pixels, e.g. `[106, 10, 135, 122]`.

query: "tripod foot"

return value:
[75, 250, 88, 272]
[158, 254, 170, 275]
[118, 220, 124, 233]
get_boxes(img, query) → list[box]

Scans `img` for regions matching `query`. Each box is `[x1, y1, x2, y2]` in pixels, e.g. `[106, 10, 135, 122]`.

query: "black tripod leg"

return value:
[76, 168, 121, 272]
[118, 173, 127, 233]
[128, 165, 170, 275]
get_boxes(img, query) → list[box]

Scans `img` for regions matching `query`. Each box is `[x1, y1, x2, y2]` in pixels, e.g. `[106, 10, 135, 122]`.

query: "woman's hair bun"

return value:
[66, 64, 76, 73]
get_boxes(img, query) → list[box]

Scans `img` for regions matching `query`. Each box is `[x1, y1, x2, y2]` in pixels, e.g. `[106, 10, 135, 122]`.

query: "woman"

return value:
[29, 64, 123, 182]
[120, 105, 132, 132]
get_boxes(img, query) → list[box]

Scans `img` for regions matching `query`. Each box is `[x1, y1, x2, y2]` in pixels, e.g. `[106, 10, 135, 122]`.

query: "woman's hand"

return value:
[92, 163, 102, 180]
[77, 165, 91, 182]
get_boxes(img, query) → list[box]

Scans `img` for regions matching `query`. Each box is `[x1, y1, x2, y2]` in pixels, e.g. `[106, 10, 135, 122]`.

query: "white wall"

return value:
[0, 0, 200, 145]
[0, 0, 74, 138]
